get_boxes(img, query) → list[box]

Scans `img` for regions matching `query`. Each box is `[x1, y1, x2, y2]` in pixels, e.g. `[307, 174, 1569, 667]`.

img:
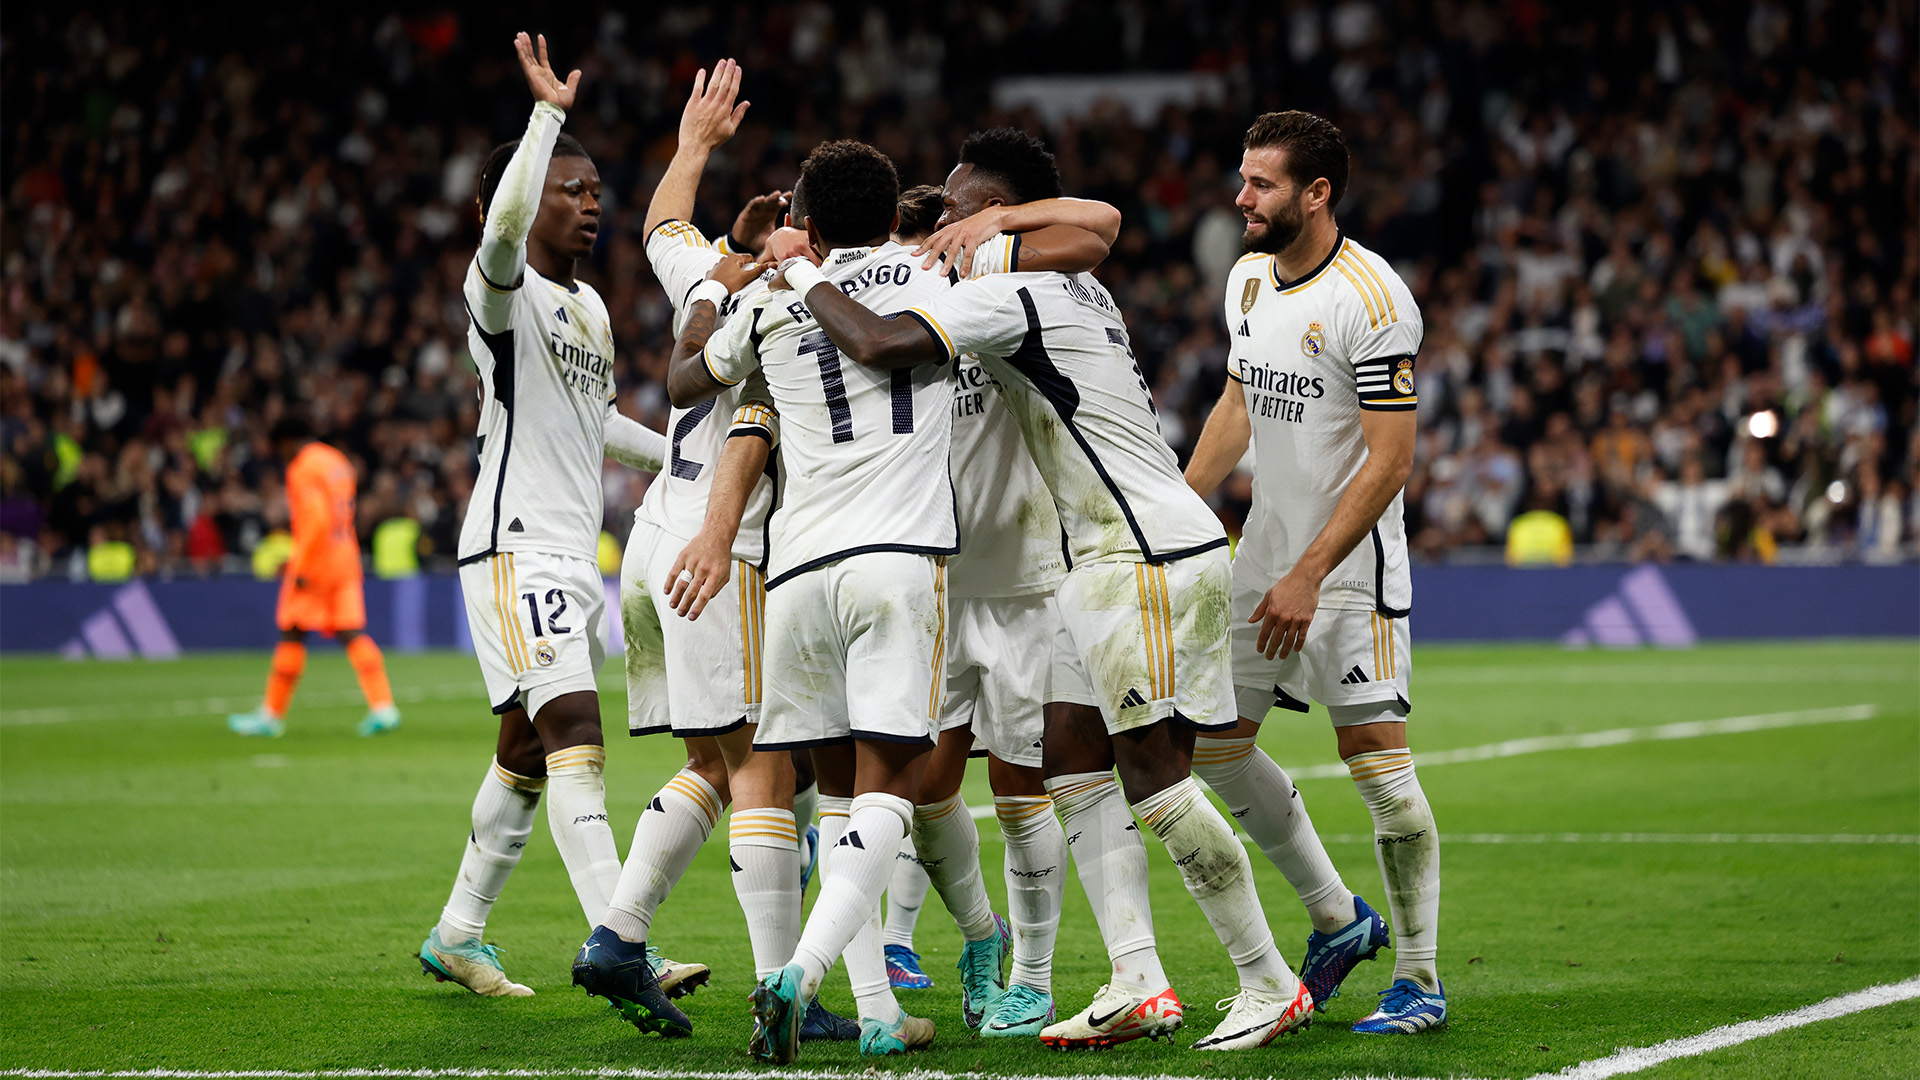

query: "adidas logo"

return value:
[837, 830, 865, 850]
[1339, 666, 1370, 685]
[555, 307, 569, 323]
[1119, 687, 1149, 708]
[649, 797, 664, 812]
[730, 856, 743, 872]
[57, 579, 181, 660]
[1237, 319, 1251, 337]
[1561, 565, 1698, 647]
[508, 518, 526, 532]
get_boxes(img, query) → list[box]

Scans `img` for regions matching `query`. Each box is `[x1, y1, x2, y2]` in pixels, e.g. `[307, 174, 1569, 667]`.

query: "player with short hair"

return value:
[1186, 109, 1444, 1034]
[790, 127, 1313, 1052]
[664, 139, 956, 1061]
[418, 33, 674, 1016]
[573, 58, 858, 1045]
[226, 417, 399, 739]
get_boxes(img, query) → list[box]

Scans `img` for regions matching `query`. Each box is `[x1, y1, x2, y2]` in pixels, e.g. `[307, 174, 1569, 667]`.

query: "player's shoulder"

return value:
[1332, 239, 1418, 316]
[1228, 251, 1272, 284]
[646, 219, 713, 252]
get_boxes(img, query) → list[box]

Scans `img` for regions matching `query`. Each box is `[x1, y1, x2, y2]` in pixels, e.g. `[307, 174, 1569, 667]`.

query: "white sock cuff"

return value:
[545, 744, 606, 774]
[913, 790, 968, 824]
[490, 756, 547, 794]
[1131, 775, 1201, 831]
[1190, 737, 1258, 784]
[850, 791, 914, 834]
[659, 769, 724, 833]
[993, 795, 1054, 836]
[1044, 771, 1119, 817]
[1347, 748, 1416, 786]
[729, 807, 800, 849]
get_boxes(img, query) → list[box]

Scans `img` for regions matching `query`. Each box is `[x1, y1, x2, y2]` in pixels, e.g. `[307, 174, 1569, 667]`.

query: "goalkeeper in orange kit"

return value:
[228, 417, 400, 738]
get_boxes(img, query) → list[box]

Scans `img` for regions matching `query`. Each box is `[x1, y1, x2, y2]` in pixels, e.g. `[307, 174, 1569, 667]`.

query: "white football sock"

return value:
[729, 807, 803, 978]
[544, 745, 623, 927]
[911, 792, 999, 942]
[603, 769, 721, 943]
[795, 792, 911, 1022]
[995, 794, 1067, 990]
[438, 758, 544, 944]
[1193, 736, 1355, 933]
[1348, 747, 1440, 993]
[1045, 771, 1167, 994]
[793, 779, 819, 830]
[883, 852, 931, 949]
[1135, 776, 1298, 998]
[816, 796, 899, 1021]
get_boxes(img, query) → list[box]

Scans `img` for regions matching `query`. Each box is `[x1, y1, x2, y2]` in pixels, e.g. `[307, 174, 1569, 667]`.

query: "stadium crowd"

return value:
[2, 3, 1914, 580]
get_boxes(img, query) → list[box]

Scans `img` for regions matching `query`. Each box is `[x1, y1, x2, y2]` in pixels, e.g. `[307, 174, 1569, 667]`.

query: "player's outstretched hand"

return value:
[680, 59, 750, 152]
[514, 32, 580, 112]
[732, 190, 790, 255]
[666, 531, 732, 620]
[707, 252, 772, 295]
[1250, 569, 1318, 660]
[916, 205, 1009, 277]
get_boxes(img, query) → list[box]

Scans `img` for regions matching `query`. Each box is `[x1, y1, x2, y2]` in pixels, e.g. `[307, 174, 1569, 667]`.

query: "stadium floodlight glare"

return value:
[1747, 410, 1780, 439]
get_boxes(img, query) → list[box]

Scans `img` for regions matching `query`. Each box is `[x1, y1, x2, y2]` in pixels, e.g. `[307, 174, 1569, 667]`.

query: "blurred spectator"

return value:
[1, 4, 1913, 580]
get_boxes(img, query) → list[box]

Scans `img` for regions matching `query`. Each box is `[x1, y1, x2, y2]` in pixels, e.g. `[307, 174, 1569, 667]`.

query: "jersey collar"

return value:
[1269, 231, 1345, 293]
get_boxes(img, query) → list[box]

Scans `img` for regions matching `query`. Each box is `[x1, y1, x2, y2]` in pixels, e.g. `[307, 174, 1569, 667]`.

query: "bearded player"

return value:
[1186, 110, 1444, 1034]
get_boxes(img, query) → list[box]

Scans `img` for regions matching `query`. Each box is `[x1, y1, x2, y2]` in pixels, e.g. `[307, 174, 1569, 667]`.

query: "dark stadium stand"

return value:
[1, 4, 1912, 580]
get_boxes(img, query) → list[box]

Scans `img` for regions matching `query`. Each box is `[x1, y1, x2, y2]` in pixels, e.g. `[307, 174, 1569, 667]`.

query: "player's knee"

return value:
[1041, 701, 1111, 777]
[684, 750, 732, 806]
[532, 690, 603, 750]
[986, 756, 1047, 797]
[1333, 705, 1408, 759]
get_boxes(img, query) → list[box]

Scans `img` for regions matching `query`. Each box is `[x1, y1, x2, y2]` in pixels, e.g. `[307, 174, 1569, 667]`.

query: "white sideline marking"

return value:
[0, 682, 486, 726]
[967, 703, 1883, 818]
[1521, 975, 1920, 1080]
[1313, 832, 1920, 845]
[1285, 704, 1878, 780]
[6, 979, 1919, 1079]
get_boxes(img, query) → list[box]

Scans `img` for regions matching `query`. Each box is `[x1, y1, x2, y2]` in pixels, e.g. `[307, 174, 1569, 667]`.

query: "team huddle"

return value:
[417, 33, 1446, 1060]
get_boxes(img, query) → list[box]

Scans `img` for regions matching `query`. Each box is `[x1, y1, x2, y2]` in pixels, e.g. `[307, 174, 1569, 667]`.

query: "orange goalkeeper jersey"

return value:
[286, 442, 361, 583]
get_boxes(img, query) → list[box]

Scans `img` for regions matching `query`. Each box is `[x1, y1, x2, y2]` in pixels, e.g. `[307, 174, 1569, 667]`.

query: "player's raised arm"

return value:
[644, 59, 750, 235]
[665, 405, 774, 620]
[475, 34, 579, 306]
[664, 254, 771, 406]
[778, 260, 947, 371]
[720, 190, 790, 258]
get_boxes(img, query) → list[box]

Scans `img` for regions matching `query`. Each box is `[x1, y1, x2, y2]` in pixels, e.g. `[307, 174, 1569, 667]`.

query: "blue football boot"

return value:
[885, 943, 934, 989]
[1298, 894, 1391, 1010]
[570, 926, 691, 1037]
[800, 998, 860, 1041]
[1351, 979, 1447, 1033]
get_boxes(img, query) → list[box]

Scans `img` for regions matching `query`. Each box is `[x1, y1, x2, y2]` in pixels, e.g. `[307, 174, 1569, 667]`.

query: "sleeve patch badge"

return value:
[1393, 358, 1415, 395]
[1240, 277, 1261, 314]
[1301, 321, 1326, 357]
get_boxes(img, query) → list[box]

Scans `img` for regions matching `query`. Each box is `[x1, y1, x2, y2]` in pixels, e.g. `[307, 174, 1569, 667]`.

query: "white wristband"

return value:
[688, 279, 729, 310]
[782, 259, 827, 296]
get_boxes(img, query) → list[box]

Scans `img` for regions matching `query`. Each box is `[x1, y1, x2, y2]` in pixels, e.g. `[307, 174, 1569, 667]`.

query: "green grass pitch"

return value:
[2, 641, 1916, 1079]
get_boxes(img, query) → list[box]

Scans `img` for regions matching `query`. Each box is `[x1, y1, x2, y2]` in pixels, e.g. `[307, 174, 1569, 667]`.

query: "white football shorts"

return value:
[459, 550, 606, 721]
[941, 592, 1057, 768]
[621, 516, 767, 738]
[1052, 548, 1238, 737]
[1230, 553, 1411, 722]
[755, 551, 946, 750]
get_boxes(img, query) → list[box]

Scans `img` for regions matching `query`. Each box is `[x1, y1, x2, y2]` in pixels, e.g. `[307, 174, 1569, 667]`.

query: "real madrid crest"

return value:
[535, 639, 557, 667]
[1393, 358, 1416, 395]
[1300, 321, 1326, 358]
[1240, 278, 1260, 314]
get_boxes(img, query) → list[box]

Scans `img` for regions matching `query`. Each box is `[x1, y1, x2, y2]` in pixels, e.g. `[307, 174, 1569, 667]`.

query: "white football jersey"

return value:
[1223, 234, 1421, 615]
[639, 220, 779, 568]
[705, 242, 956, 588]
[948, 355, 1064, 598]
[906, 271, 1226, 566]
[458, 261, 616, 565]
